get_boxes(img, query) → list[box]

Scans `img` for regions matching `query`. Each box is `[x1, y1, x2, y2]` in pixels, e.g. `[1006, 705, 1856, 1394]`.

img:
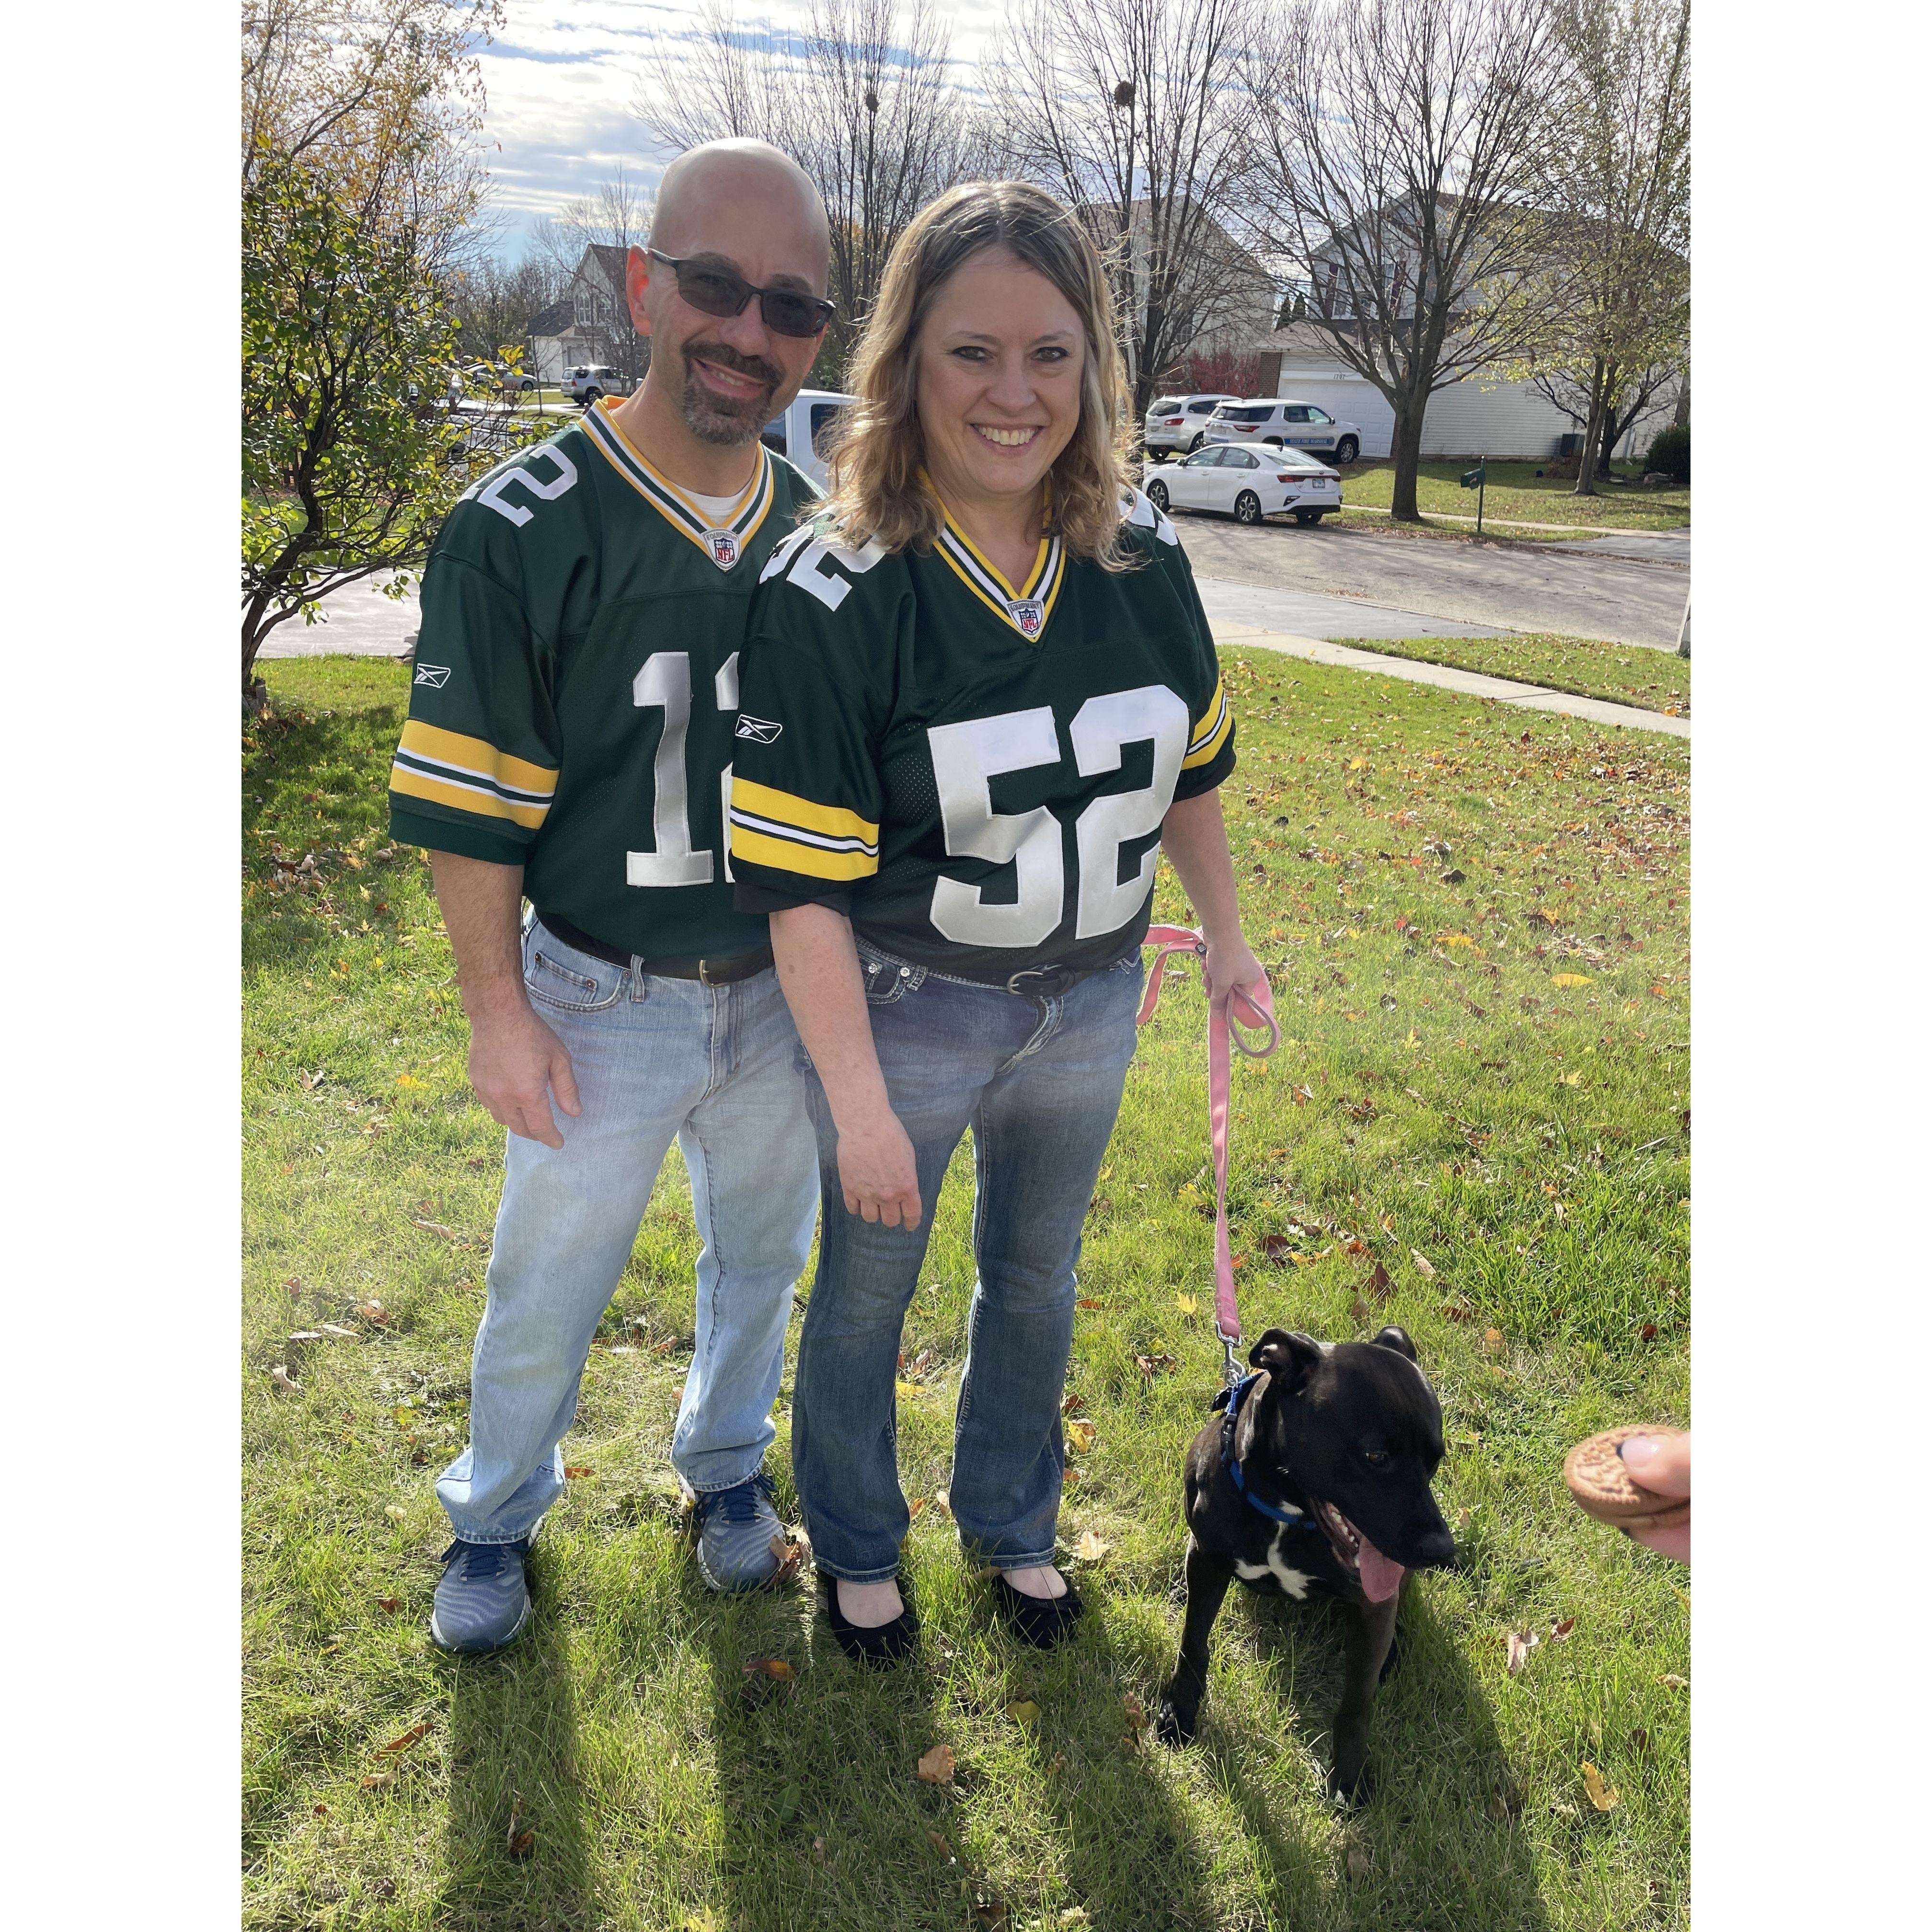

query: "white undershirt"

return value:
[682, 483, 751, 524]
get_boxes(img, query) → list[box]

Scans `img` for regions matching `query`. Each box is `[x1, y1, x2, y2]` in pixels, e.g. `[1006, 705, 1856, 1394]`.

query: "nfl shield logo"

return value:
[704, 529, 739, 569]
[1009, 598, 1045, 638]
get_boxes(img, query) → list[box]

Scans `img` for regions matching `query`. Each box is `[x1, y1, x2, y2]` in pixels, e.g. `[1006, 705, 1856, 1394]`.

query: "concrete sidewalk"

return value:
[1209, 621, 1690, 740]
[1192, 575, 1507, 643]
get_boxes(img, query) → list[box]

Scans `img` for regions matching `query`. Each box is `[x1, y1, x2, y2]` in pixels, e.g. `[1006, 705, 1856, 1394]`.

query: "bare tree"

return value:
[1513, 0, 1690, 493]
[985, 0, 1265, 420]
[1243, 0, 1568, 521]
[636, 0, 986, 371]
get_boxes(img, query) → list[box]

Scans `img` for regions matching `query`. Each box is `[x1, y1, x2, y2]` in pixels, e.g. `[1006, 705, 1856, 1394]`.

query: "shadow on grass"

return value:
[437, 1545, 604, 1932]
[1200, 1583, 1550, 1931]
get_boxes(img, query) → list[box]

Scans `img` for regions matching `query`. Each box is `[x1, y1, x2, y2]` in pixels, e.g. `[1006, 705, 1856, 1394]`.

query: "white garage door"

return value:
[1275, 376, 1395, 459]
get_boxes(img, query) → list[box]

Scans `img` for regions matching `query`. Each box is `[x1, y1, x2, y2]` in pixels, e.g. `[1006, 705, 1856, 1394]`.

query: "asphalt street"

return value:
[1169, 510, 1688, 649]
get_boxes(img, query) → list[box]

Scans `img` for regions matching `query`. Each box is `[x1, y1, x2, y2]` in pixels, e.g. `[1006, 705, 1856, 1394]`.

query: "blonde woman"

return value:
[728, 180, 1265, 1661]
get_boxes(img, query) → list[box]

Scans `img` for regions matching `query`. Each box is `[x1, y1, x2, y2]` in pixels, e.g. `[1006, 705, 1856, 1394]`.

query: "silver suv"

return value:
[568, 366, 626, 406]
[1142, 392, 1241, 456]
[1205, 398, 1362, 465]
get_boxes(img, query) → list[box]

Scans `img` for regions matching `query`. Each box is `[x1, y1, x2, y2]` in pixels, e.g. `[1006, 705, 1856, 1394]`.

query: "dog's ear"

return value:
[1249, 1328, 1322, 1392]
[1370, 1324, 1419, 1362]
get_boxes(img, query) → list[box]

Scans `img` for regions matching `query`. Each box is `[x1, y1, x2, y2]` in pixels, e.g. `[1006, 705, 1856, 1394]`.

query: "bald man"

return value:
[386, 142, 835, 1652]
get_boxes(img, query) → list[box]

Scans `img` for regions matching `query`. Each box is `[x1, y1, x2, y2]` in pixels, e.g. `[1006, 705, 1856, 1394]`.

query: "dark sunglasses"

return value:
[646, 249, 836, 340]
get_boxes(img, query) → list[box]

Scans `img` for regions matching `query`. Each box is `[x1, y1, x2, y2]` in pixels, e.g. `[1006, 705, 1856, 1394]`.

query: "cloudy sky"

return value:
[476, 1, 1000, 250]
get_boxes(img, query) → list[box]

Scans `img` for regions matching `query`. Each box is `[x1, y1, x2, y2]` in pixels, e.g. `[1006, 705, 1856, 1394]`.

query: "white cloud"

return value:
[476, 0, 1005, 244]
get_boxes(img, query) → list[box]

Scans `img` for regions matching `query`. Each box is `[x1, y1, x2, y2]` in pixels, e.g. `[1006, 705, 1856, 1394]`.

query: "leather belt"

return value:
[535, 911, 773, 986]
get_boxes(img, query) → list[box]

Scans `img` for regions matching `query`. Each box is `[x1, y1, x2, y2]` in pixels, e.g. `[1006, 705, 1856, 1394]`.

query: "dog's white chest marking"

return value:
[1233, 1527, 1312, 1599]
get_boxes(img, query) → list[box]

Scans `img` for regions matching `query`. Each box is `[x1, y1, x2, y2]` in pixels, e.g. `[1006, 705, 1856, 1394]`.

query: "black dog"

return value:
[1155, 1325, 1456, 1798]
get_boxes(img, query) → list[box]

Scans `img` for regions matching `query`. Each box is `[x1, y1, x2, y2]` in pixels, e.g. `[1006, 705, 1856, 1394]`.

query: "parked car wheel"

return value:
[1146, 479, 1170, 510]
[1293, 508, 1324, 527]
[1263, 437, 1284, 448]
[1334, 436, 1360, 464]
[1234, 490, 1263, 525]
[581, 388, 603, 406]
[1186, 431, 1206, 452]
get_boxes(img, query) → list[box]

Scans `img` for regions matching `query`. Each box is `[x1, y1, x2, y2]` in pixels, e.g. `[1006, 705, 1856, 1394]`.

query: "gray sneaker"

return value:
[430, 1537, 533, 1655]
[692, 1471, 785, 1591]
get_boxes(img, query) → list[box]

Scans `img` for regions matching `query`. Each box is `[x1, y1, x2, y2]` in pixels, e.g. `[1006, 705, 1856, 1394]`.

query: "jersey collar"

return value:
[582, 399, 774, 571]
[926, 475, 1065, 643]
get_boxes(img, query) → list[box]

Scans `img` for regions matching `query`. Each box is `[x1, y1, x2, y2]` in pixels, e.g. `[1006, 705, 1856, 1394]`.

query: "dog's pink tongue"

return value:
[1356, 1532, 1405, 1604]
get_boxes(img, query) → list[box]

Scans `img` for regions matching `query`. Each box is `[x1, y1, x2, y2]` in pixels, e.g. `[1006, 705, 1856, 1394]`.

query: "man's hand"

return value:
[835, 1111, 922, 1229]
[467, 1000, 582, 1149]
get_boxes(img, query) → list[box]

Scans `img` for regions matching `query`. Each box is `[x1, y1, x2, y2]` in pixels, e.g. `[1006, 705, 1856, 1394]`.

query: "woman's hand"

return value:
[835, 1111, 924, 1230]
[1202, 932, 1268, 1019]
[1620, 1433, 1690, 1564]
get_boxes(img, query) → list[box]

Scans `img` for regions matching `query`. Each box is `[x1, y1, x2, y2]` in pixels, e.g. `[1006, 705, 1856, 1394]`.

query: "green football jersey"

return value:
[387, 400, 819, 959]
[729, 489, 1236, 978]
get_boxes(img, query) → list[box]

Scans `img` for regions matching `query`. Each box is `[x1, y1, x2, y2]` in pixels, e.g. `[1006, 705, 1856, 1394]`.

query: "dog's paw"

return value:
[1327, 1762, 1374, 1806]
[1154, 1699, 1197, 1749]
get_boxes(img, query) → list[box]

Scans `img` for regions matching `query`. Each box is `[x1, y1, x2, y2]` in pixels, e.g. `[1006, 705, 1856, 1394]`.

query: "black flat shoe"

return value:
[992, 1572, 1084, 1650]
[821, 1571, 919, 1667]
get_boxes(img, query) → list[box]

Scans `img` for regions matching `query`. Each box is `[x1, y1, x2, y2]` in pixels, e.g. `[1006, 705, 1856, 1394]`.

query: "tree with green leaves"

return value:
[240, 0, 518, 710]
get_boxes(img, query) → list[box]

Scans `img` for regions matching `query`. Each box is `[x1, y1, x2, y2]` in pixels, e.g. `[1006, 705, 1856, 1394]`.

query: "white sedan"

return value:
[1142, 443, 1343, 526]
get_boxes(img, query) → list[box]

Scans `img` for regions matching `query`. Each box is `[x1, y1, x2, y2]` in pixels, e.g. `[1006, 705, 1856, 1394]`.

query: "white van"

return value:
[760, 389, 856, 491]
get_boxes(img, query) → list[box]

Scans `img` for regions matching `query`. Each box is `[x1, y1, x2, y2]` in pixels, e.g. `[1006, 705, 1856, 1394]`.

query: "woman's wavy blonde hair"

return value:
[816, 179, 1141, 570]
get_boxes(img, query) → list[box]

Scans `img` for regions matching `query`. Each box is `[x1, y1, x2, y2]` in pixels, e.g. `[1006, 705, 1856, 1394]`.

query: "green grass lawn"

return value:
[1332, 635, 1690, 719]
[244, 655, 1689, 1931]
[1336, 461, 1690, 535]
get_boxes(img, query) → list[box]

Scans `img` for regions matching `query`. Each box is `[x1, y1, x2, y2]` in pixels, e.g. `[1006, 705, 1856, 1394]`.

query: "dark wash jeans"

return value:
[792, 943, 1144, 1583]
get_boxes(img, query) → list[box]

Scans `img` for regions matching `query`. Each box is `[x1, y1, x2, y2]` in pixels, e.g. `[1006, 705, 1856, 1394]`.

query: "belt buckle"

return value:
[697, 957, 717, 986]
[1005, 964, 1068, 997]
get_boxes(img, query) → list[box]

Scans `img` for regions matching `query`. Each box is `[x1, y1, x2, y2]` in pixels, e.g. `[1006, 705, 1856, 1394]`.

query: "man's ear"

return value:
[625, 244, 654, 336]
[1370, 1324, 1419, 1362]
[1249, 1328, 1322, 1392]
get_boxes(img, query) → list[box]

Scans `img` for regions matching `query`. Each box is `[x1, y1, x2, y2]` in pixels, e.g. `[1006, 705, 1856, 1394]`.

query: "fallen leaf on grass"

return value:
[412, 1218, 458, 1239]
[1006, 1701, 1041, 1726]
[1346, 1843, 1372, 1882]
[395, 1074, 425, 1089]
[1350, 1295, 1374, 1326]
[376, 1597, 402, 1614]
[1657, 1673, 1688, 1689]
[768, 1532, 809, 1587]
[361, 1767, 397, 1790]
[1073, 1530, 1107, 1562]
[743, 1657, 796, 1681]
[1074, 1298, 1106, 1311]
[1581, 1762, 1621, 1811]
[1550, 1616, 1576, 1643]
[269, 1365, 299, 1395]
[1410, 1249, 1437, 1280]
[1364, 1260, 1394, 1300]
[973, 1902, 1008, 1927]
[927, 1830, 956, 1863]
[384, 1504, 407, 1522]
[1550, 973, 1592, 989]
[288, 1330, 327, 1344]
[1173, 1293, 1198, 1316]
[1261, 1234, 1291, 1264]
[1481, 1327, 1504, 1353]
[1123, 1693, 1147, 1733]
[1065, 1417, 1098, 1455]
[1632, 1727, 1650, 1753]
[1442, 1302, 1473, 1323]
[312, 1804, 329, 1817]
[356, 1300, 389, 1325]
[564, 1466, 593, 1479]
[1559, 1071, 1583, 1087]
[319, 1323, 358, 1339]
[1506, 1630, 1540, 1676]
[1061, 1392, 1085, 1415]
[298, 1068, 328, 1092]
[1133, 1352, 1177, 1379]
[506, 1795, 535, 1859]
[381, 1723, 428, 1754]
[916, 1743, 955, 1784]
[932, 1489, 951, 1518]
[909, 1495, 929, 1520]
[772, 1782, 802, 1826]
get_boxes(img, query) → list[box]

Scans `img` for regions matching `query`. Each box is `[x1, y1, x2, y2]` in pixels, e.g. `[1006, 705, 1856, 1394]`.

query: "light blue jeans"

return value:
[792, 945, 1144, 1583]
[436, 918, 818, 1545]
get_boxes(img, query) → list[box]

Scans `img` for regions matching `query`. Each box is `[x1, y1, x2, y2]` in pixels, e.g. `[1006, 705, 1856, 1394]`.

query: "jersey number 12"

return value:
[628, 651, 738, 888]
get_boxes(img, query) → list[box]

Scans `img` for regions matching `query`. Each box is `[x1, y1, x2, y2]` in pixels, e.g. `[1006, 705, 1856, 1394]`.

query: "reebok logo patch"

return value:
[735, 715, 782, 744]
[413, 664, 452, 688]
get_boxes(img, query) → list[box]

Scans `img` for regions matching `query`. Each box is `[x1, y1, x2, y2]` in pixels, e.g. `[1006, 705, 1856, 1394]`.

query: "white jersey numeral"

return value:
[474, 446, 579, 527]
[928, 708, 1066, 948]
[1070, 686, 1187, 938]
[774, 532, 888, 611]
[628, 653, 716, 888]
[927, 687, 1189, 947]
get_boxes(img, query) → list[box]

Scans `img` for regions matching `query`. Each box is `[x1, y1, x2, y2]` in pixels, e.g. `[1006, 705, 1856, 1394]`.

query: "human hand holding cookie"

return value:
[1564, 1426, 1690, 1564]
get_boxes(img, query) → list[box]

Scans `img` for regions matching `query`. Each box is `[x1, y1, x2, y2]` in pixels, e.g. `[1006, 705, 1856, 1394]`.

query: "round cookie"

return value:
[1563, 1426, 1690, 1530]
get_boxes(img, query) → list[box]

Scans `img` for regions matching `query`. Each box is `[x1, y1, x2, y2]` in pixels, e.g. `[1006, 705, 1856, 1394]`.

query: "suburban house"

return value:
[1252, 203, 1684, 461]
[526, 244, 646, 387]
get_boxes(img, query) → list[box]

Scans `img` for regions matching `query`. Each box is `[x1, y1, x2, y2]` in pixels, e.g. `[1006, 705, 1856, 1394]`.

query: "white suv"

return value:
[1204, 397, 1362, 465]
[1141, 392, 1240, 456]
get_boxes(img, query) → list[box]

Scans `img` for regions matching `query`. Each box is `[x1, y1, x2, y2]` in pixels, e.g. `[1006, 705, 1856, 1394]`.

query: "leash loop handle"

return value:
[1138, 924, 1279, 1372]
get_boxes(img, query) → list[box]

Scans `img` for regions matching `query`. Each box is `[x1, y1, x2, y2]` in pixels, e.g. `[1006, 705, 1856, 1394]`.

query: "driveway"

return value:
[1170, 512, 1688, 649]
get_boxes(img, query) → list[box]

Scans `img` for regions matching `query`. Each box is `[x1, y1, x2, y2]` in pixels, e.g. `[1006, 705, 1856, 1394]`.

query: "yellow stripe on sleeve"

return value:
[729, 823, 879, 881]
[389, 764, 550, 829]
[1182, 681, 1233, 770]
[730, 778, 879, 845]
[398, 720, 559, 797]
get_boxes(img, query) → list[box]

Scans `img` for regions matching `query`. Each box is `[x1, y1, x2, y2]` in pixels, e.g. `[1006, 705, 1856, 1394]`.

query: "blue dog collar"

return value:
[1214, 1372, 1311, 1528]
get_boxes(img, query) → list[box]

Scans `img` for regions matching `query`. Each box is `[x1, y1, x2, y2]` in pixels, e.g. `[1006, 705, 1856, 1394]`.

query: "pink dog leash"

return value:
[1138, 925, 1280, 1385]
